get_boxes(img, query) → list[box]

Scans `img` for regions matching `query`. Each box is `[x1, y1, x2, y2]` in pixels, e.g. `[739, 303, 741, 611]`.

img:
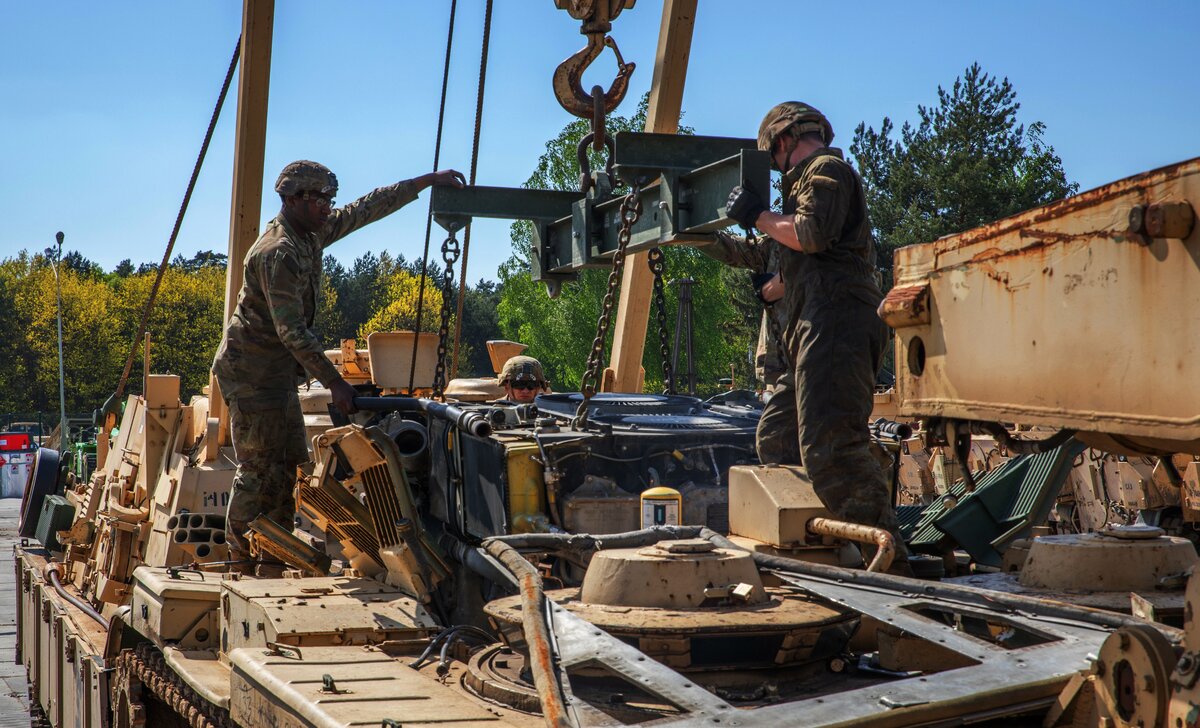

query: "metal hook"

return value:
[553, 33, 636, 119]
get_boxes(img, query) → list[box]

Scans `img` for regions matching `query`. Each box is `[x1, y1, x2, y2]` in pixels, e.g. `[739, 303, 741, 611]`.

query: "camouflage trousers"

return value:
[756, 296, 908, 564]
[222, 388, 308, 562]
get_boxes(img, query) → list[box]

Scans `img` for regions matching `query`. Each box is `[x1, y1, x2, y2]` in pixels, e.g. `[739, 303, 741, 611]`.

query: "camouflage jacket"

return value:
[777, 147, 883, 342]
[212, 180, 419, 400]
[701, 232, 788, 385]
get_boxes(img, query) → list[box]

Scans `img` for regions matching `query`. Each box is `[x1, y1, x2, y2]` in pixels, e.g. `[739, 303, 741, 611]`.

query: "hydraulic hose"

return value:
[45, 563, 106, 626]
[806, 517, 895, 573]
[353, 396, 492, 437]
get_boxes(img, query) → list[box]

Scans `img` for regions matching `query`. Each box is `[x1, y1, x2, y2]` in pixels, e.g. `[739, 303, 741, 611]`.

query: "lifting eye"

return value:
[907, 336, 926, 377]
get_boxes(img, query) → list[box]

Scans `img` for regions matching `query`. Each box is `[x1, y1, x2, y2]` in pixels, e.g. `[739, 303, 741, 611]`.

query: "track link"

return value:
[116, 643, 234, 728]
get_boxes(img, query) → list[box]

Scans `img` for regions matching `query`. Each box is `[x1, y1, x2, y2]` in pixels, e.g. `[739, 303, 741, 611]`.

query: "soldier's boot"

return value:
[226, 520, 255, 576]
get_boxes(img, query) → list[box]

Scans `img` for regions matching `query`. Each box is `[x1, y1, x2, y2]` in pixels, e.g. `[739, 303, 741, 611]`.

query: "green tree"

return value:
[497, 96, 754, 393]
[9, 255, 123, 412]
[456, 279, 501, 377]
[851, 63, 1078, 284]
[109, 267, 225, 401]
[358, 267, 443, 342]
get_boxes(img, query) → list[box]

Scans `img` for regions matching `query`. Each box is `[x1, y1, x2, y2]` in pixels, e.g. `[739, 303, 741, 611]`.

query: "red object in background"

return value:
[0, 433, 33, 451]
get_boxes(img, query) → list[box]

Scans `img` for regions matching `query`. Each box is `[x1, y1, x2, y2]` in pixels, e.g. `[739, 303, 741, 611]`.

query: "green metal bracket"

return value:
[428, 133, 770, 296]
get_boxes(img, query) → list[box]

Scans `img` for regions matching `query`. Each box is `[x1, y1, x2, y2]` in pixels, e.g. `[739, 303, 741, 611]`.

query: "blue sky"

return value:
[3, 1, 1197, 282]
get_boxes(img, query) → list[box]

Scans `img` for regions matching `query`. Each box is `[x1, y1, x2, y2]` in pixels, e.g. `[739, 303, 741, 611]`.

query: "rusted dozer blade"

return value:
[885, 157, 1200, 456]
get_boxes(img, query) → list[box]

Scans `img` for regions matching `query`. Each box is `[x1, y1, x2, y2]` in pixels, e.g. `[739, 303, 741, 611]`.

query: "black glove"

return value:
[751, 272, 776, 304]
[726, 183, 767, 229]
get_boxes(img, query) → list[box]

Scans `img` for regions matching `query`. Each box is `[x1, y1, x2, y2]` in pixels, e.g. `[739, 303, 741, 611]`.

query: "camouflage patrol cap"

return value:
[757, 102, 834, 152]
[499, 356, 545, 384]
[275, 160, 339, 197]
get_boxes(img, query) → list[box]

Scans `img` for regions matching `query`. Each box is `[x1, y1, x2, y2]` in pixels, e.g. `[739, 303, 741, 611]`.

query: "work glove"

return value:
[726, 183, 767, 230]
[751, 272, 783, 304]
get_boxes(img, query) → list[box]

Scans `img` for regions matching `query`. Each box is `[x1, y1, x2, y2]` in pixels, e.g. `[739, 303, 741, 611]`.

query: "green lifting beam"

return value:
[429, 132, 770, 296]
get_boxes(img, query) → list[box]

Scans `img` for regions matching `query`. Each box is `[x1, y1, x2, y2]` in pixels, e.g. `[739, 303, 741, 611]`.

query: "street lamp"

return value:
[51, 232, 68, 452]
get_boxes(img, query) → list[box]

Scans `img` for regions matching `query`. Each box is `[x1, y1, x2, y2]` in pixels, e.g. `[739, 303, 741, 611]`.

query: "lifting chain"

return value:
[574, 181, 645, 429]
[432, 228, 462, 400]
[647, 247, 674, 394]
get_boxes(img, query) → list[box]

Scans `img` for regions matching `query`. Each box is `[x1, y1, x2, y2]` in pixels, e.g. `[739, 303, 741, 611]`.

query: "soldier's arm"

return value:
[755, 159, 855, 254]
[699, 229, 769, 270]
[319, 179, 421, 248]
[320, 170, 466, 248]
[256, 248, 343, 386]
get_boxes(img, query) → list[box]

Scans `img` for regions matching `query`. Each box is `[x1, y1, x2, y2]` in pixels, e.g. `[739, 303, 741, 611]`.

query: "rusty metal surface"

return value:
[807, 518, 895, 572]
[486, 586, 853, 635]
[946, 571, 1187, 615]
[890, 157, 1200, 449]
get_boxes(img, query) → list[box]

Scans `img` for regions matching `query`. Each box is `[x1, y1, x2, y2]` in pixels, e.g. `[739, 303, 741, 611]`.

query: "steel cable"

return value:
[110, 37, 240, 408]
[450, 0, 494, 380]
[408, 0, 458, 393]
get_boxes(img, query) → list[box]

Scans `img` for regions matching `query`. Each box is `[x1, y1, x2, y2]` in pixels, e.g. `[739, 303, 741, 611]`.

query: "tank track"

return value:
[116, 643, 234, 728]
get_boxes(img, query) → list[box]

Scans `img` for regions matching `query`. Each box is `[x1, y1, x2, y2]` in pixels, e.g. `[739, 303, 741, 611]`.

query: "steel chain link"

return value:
[432, 230, 462, 400]
[647, 246, 674, 394]
[574, 182, 644, 428]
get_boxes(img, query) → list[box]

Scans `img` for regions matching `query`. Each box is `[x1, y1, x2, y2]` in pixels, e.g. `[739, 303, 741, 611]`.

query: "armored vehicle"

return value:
[13, 1, 1200, 727]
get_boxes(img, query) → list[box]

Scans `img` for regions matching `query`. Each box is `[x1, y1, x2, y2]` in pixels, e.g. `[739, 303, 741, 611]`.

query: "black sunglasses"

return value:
[510, 381, 540, 391]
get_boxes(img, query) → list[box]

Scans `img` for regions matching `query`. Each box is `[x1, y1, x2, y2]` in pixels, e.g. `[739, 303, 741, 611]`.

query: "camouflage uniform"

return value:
[765, 146, 906, 558]
[212, 179, 420, 559]
[700, 232, 789, 389]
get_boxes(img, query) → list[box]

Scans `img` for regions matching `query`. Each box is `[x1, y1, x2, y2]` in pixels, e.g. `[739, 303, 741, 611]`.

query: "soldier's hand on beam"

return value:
[431, 169, 467, 188]
[330, 378, 359, 416]
[726, 183, 766, 229]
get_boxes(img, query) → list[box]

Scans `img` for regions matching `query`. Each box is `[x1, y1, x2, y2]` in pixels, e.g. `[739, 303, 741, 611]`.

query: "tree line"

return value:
[0, 64, 1076, 417]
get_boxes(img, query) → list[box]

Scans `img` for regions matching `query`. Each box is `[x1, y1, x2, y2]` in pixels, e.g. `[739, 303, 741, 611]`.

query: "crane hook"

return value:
[553, 33, 636, 119]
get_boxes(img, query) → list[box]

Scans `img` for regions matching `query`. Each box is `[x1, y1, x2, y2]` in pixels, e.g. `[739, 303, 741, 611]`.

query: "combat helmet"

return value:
[499, 356, 545, 385]
[757, 102, 834, 153]
[275, 160, 339, 197]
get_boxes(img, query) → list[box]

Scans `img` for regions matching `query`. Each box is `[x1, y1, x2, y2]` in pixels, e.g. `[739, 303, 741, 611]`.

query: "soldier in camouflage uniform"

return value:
[724, 102, 908, 568]
[700, 232, 789, 393]
[498, 355, 549, 404]
[212, 160, 465, 570]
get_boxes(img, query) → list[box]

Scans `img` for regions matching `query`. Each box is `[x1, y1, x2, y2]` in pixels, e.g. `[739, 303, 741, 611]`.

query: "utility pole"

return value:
[52, 232, 69, 451]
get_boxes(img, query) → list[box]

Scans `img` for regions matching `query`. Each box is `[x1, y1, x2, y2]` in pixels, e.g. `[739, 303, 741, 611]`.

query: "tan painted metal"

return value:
[211, 0, 275, 444]
[219, 576, 437, 653]
[228, 645, 521, 728]
[129, 566, 222, 650]
[887, 158, 1200, 453]
[727, 464, 833, 546]
[1018, 532, 1197, 591]
[485, 339, 528, 375]
[579, 539, 767, 609]
[366, 331, 439, 390]
[604, 0, 697, 392]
